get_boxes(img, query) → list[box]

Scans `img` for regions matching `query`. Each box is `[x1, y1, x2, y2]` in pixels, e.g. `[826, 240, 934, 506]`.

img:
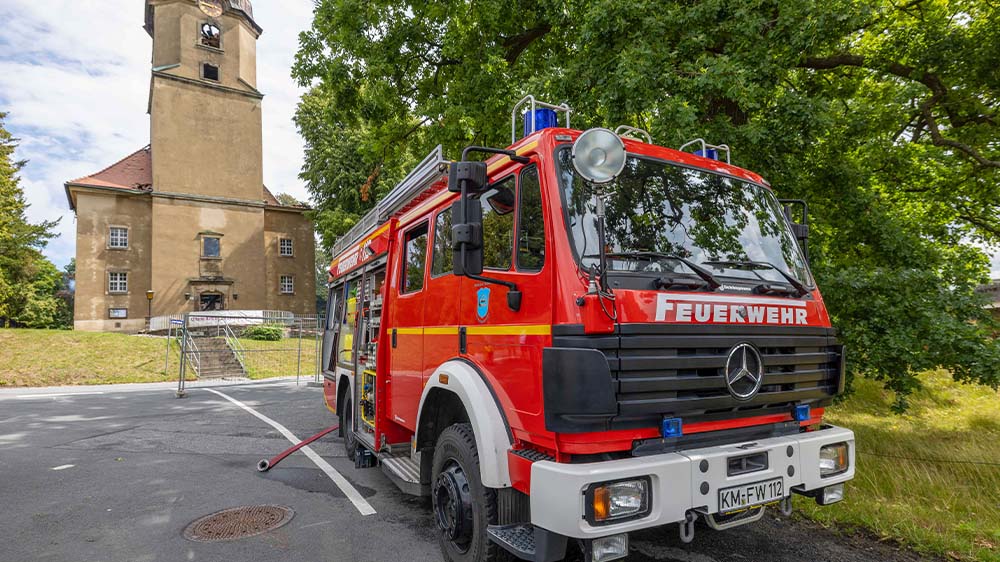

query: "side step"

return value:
[378, 451, 428, 496]
[487, 524, 567, 562]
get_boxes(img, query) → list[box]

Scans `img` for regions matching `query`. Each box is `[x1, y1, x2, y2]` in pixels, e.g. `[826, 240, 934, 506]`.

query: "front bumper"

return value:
[529, 424, 855, 538]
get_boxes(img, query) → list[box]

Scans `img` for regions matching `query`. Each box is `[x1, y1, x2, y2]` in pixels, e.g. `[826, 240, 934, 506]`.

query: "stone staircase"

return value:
[193, 337, 246, 379]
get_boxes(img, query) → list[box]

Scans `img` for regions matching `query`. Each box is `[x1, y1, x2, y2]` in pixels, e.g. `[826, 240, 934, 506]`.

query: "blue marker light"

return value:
[662, 417, 683, 438]
[793, 404, 811, 422]
[523, 108, 558, 136]
[695, 148, 719, 160]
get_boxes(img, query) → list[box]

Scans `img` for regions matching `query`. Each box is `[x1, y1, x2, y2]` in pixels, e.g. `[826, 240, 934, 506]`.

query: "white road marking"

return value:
[51, 464, 75, 471]
[15, 392, 105, 399]
[204, 388, 376, 516]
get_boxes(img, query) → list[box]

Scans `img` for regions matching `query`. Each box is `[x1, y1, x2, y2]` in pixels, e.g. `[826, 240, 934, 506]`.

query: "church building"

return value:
[66, 0, 315, 332]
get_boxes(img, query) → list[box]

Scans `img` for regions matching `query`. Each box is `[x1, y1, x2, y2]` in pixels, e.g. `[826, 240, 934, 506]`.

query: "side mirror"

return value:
[452, 199, 483, 276]
[448, 161, 488, 194]
[447, 145, 525, 312]
[778, 199, 809, 261]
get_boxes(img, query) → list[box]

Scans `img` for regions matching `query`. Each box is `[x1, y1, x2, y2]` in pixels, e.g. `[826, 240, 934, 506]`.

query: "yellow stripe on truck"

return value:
[466, 325, 551, 336]
[487, 141, 539, 174]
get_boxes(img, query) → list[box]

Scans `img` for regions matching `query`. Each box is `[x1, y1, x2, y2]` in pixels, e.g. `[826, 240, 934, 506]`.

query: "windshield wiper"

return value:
[702, 260, 810, 297]
[587, 251, 722, 291]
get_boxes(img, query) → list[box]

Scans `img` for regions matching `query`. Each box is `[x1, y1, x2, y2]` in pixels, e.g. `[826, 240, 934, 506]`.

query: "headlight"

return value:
[819, 442, 849, 477]
[586, 477, 651, 525]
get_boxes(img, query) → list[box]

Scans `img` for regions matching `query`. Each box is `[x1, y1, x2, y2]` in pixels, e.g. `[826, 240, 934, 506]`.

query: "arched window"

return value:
[200, 22, 221, 48]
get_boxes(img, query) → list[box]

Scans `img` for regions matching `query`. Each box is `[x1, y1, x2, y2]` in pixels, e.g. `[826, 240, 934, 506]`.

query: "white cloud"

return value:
[0, 0, 314, 267]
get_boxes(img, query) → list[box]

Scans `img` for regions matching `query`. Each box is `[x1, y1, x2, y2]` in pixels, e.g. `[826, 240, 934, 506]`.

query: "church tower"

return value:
[66, 1, 315, 331]
[144, 0, 264, 200]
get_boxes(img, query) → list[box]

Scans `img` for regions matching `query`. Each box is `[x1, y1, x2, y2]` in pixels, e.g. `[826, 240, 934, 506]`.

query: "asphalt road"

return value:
[0, 381, 937, 562]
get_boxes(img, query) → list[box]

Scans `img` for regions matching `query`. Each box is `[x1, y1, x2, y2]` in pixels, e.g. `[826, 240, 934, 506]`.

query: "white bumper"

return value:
[529, 425, 855, 538]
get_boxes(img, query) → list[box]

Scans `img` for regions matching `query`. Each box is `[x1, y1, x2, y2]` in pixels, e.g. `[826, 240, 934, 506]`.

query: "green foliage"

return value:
[0, 113, 69, 328]
[275, 192, 306, 207]
[293, 0, 1000, 407]
[242, 324, 284, 341]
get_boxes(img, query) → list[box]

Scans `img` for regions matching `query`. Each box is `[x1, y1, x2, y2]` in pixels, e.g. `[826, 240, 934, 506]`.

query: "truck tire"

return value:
[431, 423, 506, 562]
[341, 396, 357, 461]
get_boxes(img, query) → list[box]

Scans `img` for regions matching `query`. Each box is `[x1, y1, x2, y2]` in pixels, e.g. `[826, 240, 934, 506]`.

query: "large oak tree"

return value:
[293, 0, 1000, 408]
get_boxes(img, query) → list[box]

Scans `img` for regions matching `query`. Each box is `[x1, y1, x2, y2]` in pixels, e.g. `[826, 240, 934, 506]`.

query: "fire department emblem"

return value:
[724, 343, 764, 401]
[476, 287, 491, 321]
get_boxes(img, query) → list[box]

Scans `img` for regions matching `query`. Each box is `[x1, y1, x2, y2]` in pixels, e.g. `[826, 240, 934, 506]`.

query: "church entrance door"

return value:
[199, 292, 224, 311]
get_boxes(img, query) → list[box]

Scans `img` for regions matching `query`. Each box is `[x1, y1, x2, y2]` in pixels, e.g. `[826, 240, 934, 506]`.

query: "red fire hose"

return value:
[257, 425, 339, 472]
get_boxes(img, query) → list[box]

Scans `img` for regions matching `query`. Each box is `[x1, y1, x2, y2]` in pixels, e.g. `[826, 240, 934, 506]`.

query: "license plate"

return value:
[718, 477, 784, 513]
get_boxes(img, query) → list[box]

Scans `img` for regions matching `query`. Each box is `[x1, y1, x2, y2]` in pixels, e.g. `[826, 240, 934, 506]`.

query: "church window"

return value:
[279, 238, 293, 256]
[200, 23, 221, 49]
[280, 275, 295, 294]
[109, 226, 129, 249]
[202, 63, 220, 81]
[108, 272, 128, 294]
[202, 236, 221, 258]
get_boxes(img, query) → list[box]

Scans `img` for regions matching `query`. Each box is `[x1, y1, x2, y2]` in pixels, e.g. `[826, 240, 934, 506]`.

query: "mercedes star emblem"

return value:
[725, 343, 764, 401]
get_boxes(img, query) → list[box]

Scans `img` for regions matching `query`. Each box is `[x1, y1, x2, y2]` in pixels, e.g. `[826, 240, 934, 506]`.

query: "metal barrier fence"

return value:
[150, 310, 296, 333]
[174, 312, 323, 397]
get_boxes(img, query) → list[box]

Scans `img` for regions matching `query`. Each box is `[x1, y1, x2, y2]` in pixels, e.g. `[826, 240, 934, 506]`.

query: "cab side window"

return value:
[338, 281, 357, 368]
[479, 176, 515, 270]
[402, 223, 429, 293]
[517, 166, 545, 271]
[431, 208, 453, 276]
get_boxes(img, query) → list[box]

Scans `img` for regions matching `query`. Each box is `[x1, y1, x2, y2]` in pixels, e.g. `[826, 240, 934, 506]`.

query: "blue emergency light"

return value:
[793, 404, 811, 422]
[523, 108, 559, 136]
[695, 148, 719, 160]
[662, 417, 683, 438]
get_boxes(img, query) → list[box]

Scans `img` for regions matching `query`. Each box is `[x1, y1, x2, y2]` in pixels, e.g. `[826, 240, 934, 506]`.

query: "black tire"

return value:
[341, 395, 357, 461]
[431, 423, 506, 562]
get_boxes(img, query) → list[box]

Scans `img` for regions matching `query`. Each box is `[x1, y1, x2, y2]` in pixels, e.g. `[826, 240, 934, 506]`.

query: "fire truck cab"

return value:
[321, 96, 854, 562]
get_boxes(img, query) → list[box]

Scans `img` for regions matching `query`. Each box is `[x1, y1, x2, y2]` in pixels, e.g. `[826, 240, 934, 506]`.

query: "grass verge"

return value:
[0, 329, 180, 386]
[0, 329, 318, 386]
[798, 370, 1000, 562]
[238, 336, 319, 380]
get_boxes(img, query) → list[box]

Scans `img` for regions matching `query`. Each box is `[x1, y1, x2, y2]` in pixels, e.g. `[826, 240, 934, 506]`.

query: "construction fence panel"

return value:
[175, 312, 323, 396]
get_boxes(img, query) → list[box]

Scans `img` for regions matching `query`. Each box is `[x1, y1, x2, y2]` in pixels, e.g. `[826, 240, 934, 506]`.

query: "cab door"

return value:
[322, 283, 342, 375]
[459, 165, 553, 431]
[387, 222, 430, 431]
[422, 205, 463, 380]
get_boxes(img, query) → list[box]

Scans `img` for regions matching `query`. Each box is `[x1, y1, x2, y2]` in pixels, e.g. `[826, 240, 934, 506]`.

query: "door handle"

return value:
[392, 328, 397, 348]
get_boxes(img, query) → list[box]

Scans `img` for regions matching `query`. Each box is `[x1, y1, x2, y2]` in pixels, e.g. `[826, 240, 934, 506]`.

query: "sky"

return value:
[0, 0, 315, 269]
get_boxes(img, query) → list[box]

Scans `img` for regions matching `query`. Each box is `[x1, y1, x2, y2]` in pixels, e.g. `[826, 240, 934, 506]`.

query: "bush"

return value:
[242, 325, 283, 341]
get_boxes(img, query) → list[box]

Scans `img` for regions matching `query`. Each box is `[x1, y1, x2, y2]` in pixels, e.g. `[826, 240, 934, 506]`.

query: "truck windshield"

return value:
[557, 148, 813, 288]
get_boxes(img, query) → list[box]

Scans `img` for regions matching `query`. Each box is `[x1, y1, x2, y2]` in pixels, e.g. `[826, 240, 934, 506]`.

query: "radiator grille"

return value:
[552, 324, 842, 428]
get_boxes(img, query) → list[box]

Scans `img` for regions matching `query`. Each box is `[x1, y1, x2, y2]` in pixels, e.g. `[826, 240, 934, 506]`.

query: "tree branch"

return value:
[800, 53, 999, 159]
[799, 54, 946, 98]
[502, 24, 551, 64]
[920, 100, 1000, 168]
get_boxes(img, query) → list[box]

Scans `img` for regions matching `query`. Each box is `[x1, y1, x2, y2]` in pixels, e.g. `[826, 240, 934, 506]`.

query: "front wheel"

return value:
[431, 423, 505, 562]
[340, 395, 357, 461]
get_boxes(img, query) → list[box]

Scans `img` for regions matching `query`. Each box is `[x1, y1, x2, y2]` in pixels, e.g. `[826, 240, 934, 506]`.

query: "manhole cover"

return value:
[183, 505, 294, 542]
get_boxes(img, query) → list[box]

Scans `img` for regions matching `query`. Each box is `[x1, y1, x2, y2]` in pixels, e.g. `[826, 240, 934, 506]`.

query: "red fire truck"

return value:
[321, 96, 854, 562]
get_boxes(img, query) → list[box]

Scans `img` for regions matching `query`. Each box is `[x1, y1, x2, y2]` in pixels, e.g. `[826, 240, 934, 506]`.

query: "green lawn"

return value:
[798, 370, 1000, 562]
[237, 336, 319, 379]
[0, 329, 319, 386]
[0, 329, 180, 386]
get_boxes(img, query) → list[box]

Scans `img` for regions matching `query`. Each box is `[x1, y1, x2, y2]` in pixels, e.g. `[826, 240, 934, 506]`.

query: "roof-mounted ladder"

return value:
[330, 145, 450, 258]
